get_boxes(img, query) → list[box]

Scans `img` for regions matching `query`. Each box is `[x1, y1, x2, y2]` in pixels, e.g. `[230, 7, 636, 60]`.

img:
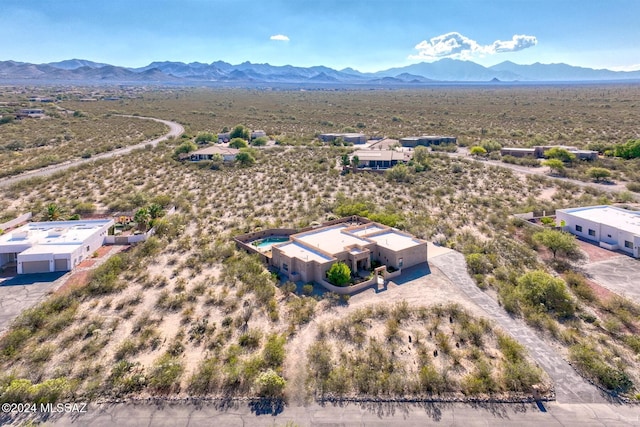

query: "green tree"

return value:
[470, 146, 488, 157]
[587, 167, 612, 182]
[195, 132, 215, 144]
[542, 158, 565, 176]
[230, 125, 250, 140]
[351, 155, 359, 170]
[327, 262, 351, 286]
[533, 228, 579, 259]
[385, 163, 410, 182]
[480, 139, 502, 153]
[516, 270, 575, 317]
[134, 208, 151, 231]
[174, 141, 197, 157]
[613, 139, 640, 159]
[544, 147, 576, 163]
[341, 154, 350, 167]
[229, 138, 248, 149]
[235, 151, 255, 167]
[46, 203, 63, 221]
[251, 136, 268, 146]
[148, 203, 164, 219]
[413, 145, 430, 168]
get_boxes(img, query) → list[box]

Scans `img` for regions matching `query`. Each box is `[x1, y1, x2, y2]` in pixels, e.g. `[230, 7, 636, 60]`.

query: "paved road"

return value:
[583, 256, 640, 304]
[6, 400, 639, 426]
[0, 116, 184, 188]
[446, 147, 637, 201]
[429, 251, 607, 404]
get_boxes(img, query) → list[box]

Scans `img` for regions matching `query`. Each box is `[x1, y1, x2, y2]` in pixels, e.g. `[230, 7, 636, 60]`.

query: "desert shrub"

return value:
[418, 365, 446, 394]
[462, 360, 497, 395]
[564, 271, 596, 302]
[516, 270, 575, 318]
[569, 343, 633, 393]
[254, 369, 286, 397]
[263, 334, 286, 369]
[148, 354, 184, 393]
[188, 358, 220, 395]
[0, 377, 71, 404]
[626, 182, 640, 193]
[465, 253, 493, 274]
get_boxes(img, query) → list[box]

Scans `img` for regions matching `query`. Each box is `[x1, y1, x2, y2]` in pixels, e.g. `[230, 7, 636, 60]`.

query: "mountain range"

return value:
[0, 58, 639, 85]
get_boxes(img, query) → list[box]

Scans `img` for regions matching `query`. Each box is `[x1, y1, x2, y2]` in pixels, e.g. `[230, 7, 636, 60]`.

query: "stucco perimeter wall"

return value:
[317, 276, 377, 295]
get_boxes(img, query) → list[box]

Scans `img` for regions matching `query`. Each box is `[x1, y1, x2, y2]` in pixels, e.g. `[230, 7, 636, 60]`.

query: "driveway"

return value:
[429, 251, 607, 404]
[0, 272, 67, 334]
[583, 256, 640, 304]
[0, 246, 125, 334]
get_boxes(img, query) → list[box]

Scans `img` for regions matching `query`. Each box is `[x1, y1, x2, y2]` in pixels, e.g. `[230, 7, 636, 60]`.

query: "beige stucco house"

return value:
[269, 220, 427, 285]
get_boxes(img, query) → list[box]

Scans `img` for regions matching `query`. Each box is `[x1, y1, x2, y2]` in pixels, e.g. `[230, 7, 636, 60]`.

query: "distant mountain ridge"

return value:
[0, 58, 639, 85]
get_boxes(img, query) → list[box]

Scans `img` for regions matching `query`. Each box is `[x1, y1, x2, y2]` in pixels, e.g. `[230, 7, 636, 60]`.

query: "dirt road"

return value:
[0, 115, 184, 188]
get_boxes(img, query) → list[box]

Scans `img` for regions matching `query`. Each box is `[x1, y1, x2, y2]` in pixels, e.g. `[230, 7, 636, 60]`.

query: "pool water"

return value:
[254, 236, 290, 249]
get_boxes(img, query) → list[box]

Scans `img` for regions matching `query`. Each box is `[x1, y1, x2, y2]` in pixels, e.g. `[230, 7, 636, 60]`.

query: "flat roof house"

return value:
[400, 135, 457, 147]
[16, 108, 45, 119]
[319, 133, 368, 144]
[270, 220, 427, 286]
[556, 205, 640, 258]
[0, 219, 114, 274]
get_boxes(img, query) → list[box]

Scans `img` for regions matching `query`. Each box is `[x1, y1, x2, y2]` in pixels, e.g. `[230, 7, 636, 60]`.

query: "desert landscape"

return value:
[0, 84, 639, 411]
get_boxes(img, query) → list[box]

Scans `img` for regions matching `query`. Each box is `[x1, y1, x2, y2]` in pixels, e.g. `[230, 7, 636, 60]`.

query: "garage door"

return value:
[21, 260, 50, 274]
[54, 258, 68, 271]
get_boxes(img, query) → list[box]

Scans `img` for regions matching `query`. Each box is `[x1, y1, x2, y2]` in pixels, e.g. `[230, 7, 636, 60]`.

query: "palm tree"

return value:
[148, 203, 164, 219]
[134, 208, 151, 231]
[46, 203, 63, 221]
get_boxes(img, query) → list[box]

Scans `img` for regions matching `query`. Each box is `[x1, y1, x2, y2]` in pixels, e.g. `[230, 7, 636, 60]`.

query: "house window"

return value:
[282, 263, 288, 272]
[86, 245, 90, 252]
[625, 241, 633, 249]
[398, 258, 404, 268]
[608, 234, 612, 238]
[588, 229, 595, 237]
[575, 225, 582, 232]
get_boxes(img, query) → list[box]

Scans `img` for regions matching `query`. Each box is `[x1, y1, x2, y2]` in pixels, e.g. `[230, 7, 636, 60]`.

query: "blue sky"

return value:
[2, 0, 639, 72]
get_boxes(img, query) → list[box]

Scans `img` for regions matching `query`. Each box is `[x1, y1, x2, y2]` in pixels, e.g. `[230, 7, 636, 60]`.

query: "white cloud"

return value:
[270, 34, 290, 42]
[490, 35, 537, 53]
[410, 32, 537, 60]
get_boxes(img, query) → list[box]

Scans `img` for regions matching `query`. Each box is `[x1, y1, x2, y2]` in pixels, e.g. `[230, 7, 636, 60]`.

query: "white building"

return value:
[0, 219, 114, 274]
[556, 205, 640, 258]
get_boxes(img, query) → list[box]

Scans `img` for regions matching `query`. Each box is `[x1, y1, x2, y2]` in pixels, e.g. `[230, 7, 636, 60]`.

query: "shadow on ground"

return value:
[0, 271, 65, 286]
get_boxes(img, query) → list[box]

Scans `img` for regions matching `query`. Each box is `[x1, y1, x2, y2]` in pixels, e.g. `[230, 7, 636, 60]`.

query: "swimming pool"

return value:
[253, 236, 290, 251]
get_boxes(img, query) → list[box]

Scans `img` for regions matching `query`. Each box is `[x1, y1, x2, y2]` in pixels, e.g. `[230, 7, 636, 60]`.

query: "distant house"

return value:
[16, 108, 45, 119]
[500, 147, 537, 157]
[217, 132, 231, 143]
[319, 133, 368, 144]
[352, 149, 413, 169]
[0, 219, 114, 274]
[500, 145, 598, 160]
[556, 205, 640, 258]
[189, 146, 239, 162]
[400, 135, 457, 147]
[251, 130, 267, 140]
